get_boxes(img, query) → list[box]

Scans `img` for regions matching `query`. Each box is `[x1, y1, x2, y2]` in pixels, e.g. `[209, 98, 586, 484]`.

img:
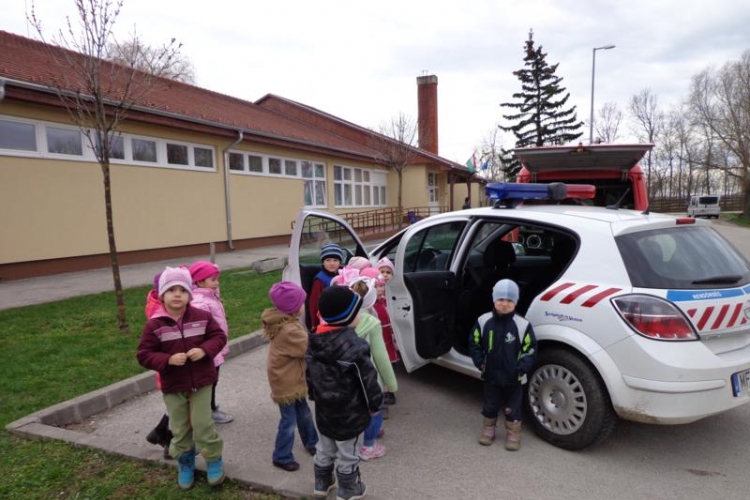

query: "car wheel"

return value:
[525, 349, 617, 450]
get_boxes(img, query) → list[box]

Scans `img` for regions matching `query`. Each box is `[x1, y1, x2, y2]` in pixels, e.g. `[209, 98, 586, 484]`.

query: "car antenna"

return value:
[606, 188, 631, 210]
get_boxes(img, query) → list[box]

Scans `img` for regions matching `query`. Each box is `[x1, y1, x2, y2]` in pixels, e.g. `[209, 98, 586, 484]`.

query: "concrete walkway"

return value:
[2, 242, 396, 499]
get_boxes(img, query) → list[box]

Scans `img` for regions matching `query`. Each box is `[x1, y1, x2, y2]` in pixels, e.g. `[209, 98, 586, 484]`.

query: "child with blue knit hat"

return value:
[468, 279, 537, 451]
[307, 242, 346, 331]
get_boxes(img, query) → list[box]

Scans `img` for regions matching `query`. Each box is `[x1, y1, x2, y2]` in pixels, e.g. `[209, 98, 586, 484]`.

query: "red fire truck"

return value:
[514, 143, 653, 211]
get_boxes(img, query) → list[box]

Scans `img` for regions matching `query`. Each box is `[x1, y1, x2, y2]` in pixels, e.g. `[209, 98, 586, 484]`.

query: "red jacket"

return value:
[136, 304, 226, 393]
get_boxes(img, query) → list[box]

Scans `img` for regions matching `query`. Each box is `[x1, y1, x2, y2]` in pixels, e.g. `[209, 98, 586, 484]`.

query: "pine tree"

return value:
[500, 30, 584, 176]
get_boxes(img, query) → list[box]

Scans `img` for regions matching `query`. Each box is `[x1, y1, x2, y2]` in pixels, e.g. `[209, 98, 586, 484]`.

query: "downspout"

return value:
[222, 131, 243, 250]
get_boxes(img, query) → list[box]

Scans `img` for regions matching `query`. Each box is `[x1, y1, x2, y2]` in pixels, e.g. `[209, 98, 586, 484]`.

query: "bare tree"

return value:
[478, 127, 510, 182]
[376, 113, 419, 224]
[594, 102, 622, 143]
[629, 88, 663, 192]
[30, 0, 186, 332]
[107, 37, 195, 83]
[688, 52, 750, 217]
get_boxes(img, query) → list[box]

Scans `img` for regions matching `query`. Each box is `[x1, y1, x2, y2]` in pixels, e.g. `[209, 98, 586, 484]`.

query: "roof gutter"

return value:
[222, 131, 243, 250]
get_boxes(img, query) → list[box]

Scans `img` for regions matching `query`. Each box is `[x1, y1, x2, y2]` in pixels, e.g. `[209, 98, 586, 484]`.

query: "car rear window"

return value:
[616, 226, 750, 289]
[699, 196, 719, 204]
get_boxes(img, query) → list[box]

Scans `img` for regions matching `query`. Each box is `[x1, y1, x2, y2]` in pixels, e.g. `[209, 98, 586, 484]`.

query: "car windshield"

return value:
[616, 226, 750, 289]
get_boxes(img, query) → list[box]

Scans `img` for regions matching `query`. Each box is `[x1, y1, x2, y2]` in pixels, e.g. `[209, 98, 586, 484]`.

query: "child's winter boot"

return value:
[505, 420, 522, 451]
[206, 456, 225, 486]
[146, 414, 170, 447]
[478, 417, 497, 446]
[336, 468, 367, 500]
[313, 463, 336, 499]
[177, 447, 196, 490]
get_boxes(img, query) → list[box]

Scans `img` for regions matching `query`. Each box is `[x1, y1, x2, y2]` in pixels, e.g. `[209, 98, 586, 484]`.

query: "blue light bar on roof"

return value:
[486, 182, 568, 201]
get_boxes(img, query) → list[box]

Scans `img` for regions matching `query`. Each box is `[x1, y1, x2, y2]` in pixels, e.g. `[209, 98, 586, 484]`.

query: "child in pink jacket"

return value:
[189, 261, 233, 424]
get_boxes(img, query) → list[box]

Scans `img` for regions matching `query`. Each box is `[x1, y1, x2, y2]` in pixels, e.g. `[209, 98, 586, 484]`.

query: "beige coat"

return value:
[261, 308, 309, 405]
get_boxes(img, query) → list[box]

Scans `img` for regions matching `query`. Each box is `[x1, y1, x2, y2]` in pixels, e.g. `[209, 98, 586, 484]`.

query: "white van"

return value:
[687, 195, 721, 218]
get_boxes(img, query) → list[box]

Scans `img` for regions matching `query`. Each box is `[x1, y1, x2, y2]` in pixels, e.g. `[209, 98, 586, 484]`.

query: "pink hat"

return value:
[376, 257, 395, 274]
[189, 260, 220, 284]
[269, 281, 307, 315]
[348, 256, 371, 270]
[158, 266, 193, 299]
[360, 267, 380, 279]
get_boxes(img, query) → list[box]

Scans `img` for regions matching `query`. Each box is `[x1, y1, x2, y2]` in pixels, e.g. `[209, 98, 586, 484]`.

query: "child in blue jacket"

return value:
[468, 279, 537, 451]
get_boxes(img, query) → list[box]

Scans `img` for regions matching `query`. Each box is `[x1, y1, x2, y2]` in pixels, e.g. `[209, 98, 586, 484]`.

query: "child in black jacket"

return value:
[306, 286, 383, 500]
[468, 279, 537, 451]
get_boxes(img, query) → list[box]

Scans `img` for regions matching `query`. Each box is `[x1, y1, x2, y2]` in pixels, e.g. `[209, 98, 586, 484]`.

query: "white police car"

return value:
[284, 183, 750, 450]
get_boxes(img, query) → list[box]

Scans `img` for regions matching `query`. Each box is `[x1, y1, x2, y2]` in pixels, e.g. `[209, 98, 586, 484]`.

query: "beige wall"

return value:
[1, 100, 457, 267]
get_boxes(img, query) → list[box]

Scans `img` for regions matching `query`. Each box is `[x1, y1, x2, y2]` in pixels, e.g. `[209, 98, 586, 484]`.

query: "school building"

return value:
[0, 30, 485, 281]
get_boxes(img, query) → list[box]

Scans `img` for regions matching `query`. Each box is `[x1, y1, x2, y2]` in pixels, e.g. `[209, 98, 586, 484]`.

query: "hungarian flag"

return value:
[465, 153, 477, 173]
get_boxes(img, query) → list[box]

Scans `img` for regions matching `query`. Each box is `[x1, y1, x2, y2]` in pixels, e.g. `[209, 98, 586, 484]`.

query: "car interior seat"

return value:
[517, 236, 576, 314]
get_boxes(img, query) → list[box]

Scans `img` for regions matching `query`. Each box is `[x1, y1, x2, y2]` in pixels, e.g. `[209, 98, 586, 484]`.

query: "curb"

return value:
[4, 330, 317, 499]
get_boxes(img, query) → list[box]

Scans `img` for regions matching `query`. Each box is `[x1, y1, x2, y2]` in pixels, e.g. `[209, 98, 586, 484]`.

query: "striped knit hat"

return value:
[320, 243, 345, 262]
[318, 286, 362, 326]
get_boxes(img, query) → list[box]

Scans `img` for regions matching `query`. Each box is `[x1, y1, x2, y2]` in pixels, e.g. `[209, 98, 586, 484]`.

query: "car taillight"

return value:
[612, 294, 698, 341]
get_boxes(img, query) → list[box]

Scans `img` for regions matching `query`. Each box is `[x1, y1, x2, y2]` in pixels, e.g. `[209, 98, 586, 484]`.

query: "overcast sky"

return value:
[3, 0, 749, 163]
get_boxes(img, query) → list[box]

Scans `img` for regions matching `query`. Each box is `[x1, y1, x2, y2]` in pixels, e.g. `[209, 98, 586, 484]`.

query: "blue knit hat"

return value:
[320, 243, 345, 262]
[492, 279, 519, 304]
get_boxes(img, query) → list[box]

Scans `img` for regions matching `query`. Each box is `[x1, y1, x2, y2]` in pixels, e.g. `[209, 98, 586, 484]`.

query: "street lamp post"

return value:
[589, 44, 616, 144]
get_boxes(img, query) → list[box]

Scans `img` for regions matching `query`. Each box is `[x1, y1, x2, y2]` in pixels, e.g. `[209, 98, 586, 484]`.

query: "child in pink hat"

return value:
[189, 260, 233, 424]
[262, 281, 319, 472]
[137, 266, 227, 489]
[374, 257, 398, 408]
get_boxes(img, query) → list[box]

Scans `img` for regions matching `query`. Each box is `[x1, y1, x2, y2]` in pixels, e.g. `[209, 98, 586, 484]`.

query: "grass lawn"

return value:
[724, 212, 750, 227]
[0, 268, 284, 500]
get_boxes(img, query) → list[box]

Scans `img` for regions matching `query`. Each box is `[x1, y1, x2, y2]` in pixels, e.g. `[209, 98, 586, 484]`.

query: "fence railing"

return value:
[650, 195, 743, 213]
[339, 206, 448, 235]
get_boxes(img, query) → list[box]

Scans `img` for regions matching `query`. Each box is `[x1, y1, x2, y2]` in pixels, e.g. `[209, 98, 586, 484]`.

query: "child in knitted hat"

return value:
[307, 242, 346, 332]
[376, 257, 395, 283]
[136, 266, 227, 490]
[468, 279, 537, 452]
[374, 256, 399, 407]
[306, 286, 383, 499]
[188, 260, 233, 425]
[262, 281, 319, 472]
[348, 277, 397, 461]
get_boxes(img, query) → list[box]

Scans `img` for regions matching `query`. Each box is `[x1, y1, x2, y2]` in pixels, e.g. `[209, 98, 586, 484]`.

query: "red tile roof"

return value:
[0, 30, 471, 173]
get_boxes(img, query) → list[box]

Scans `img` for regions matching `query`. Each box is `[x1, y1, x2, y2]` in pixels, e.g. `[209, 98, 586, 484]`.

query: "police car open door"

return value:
[386, 215, 468, 372]
[284, 209, 369, 330]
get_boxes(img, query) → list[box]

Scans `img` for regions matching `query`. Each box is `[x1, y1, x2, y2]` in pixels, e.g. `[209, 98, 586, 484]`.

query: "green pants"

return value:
[163, 385, 223, 461]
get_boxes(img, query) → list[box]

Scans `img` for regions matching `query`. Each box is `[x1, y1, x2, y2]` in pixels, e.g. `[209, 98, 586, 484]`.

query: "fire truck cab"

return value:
[514, 143, 653, 211]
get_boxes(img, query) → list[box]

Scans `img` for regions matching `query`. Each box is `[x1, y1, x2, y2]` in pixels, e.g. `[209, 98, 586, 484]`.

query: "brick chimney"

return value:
[417, 75, 438, 154]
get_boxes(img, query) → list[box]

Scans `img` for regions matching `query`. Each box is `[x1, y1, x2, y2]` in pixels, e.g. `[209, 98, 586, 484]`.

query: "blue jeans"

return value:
[362, 411, 383, 447]
[272, 398, 319, 464]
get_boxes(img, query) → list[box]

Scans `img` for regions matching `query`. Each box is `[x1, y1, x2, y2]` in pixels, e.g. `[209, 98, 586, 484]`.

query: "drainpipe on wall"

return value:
[222, 131, 243, 250]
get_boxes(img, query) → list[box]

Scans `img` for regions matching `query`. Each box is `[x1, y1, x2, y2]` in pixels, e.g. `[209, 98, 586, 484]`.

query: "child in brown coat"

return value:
[262, 281, 319, 472]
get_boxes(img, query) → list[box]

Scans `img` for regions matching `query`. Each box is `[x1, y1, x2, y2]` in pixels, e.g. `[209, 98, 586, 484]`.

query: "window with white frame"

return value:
[227, 149, 327, 208]
[0, 119, 36, 151]
[302, 160, 326, 207]
[333, 164, 387, 208]
[0, 114, 216, 172]
[46, 126, 82, 156]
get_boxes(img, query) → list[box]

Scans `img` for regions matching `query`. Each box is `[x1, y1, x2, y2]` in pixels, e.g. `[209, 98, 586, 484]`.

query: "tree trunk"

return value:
[102, 162, 129, 333]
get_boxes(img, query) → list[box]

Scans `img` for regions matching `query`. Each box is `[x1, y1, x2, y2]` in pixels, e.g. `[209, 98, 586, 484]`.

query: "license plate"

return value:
[731, 369, 750, 397]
